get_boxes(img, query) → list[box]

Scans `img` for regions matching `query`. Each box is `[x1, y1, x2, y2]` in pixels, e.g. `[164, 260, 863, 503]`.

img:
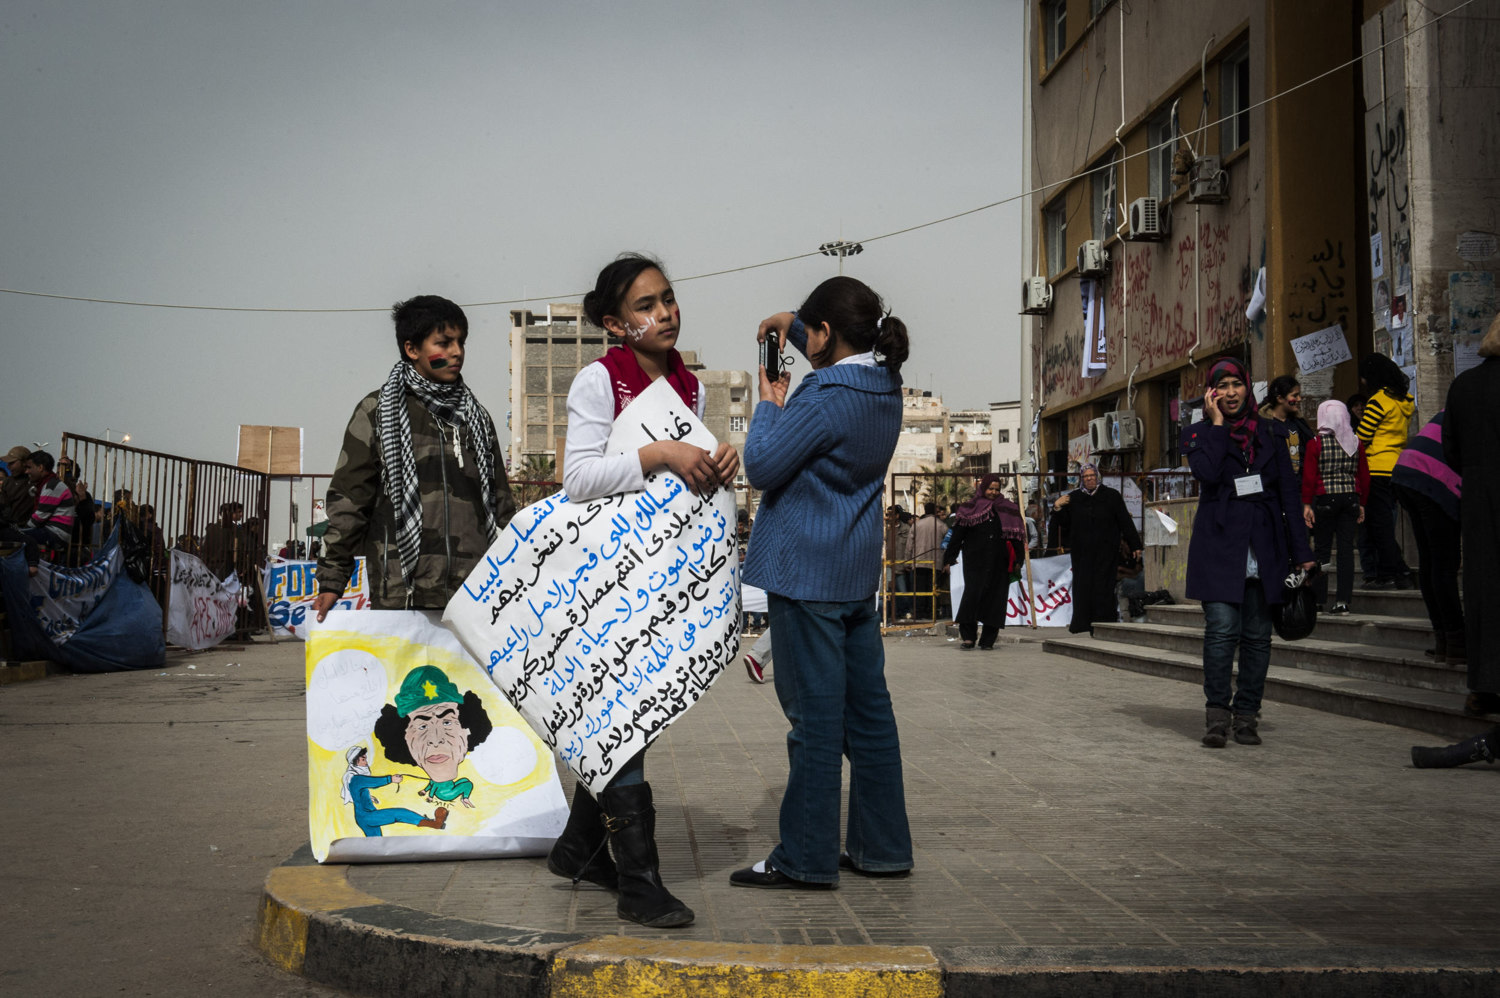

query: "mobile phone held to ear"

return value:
[759, 339, 781, 382]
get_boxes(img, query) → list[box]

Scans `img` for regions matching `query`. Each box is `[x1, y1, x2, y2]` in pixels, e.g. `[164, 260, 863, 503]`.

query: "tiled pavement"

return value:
[343, 628, 1500, 957]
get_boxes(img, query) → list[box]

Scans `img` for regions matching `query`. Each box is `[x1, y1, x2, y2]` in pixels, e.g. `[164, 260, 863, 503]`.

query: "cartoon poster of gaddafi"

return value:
[306, 608, 567, 863]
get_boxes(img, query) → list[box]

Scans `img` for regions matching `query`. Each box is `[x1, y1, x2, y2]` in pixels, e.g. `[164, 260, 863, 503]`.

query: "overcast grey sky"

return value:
[2, 1, 1024, 477]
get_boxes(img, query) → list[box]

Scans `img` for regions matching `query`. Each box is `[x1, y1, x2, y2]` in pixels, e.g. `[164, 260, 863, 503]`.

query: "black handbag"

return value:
[1272, 567, 1319, 641]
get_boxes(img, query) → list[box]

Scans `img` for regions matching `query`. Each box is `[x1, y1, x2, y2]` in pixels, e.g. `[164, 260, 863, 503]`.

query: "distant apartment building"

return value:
[886, 388, 992, 510]
[508, 304, 748, 500]
[989, 400, 1022, 474]
[696, 369, 753, 497]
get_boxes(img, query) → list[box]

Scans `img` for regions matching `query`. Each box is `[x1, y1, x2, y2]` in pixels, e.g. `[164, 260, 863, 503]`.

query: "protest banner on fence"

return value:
[264, 557, 370, 639]
[305, 609, 568, 863]
[949, 553, 1074, 629]
[166, 549, 242, 650]
[30, 539, 122, 645]
[0, 525, 166, 672]
[444, 378, 739, 796]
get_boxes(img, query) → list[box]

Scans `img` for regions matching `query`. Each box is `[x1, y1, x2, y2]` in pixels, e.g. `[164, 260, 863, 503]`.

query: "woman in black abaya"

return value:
[942, 473, 1025, 649]
[1052, 464, 1142, 634]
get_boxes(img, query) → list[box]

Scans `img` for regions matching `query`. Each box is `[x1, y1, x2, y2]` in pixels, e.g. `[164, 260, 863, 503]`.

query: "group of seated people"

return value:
[0, 446, 91, 576]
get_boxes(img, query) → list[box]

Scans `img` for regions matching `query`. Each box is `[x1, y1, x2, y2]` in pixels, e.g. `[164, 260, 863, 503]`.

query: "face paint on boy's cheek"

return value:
[427, 355, 449, 369]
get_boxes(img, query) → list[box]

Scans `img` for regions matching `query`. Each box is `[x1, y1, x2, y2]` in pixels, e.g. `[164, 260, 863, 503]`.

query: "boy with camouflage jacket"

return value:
[315, 296, 516, 618]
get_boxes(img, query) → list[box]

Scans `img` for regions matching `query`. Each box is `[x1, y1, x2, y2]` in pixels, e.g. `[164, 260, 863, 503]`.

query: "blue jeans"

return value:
[767, 594, 912, 883]
[1202, 579, 1273, 715]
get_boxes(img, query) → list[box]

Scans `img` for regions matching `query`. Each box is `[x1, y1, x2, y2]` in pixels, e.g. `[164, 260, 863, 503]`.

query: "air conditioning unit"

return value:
[1105, 409, 1144, 450]
[1088, 417, 1111, 454]
[1188, 155, 1228, 204]
[1077, 239, 1109, 278]
[1126, 197, 1169, 241]
[1020, 276, 1053, 315]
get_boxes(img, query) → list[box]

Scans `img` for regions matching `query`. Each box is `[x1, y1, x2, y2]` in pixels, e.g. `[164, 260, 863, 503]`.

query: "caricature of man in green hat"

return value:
[374, 665, 492, 809]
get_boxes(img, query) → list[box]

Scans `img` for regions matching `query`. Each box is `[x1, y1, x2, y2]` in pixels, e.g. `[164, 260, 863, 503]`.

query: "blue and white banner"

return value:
[0, 526, 165, 672]
[444, 379, 739, 795]
[264, 557, 370, 639]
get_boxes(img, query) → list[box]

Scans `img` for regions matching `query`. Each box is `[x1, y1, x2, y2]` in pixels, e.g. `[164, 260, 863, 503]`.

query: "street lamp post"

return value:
[818, 239, 864, 274]
[104, 428, 131, 444]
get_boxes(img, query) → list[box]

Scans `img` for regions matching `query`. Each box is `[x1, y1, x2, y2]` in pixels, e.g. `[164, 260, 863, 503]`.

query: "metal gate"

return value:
[60, 433, 271, 636]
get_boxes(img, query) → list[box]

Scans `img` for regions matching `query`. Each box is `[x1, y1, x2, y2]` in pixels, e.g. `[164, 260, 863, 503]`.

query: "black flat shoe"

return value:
[729, 862, 836, 890]
[839, 853, 911, 878]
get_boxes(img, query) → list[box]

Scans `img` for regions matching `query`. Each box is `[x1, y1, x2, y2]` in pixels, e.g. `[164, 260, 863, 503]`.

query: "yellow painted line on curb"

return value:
[255, 864, 384, 975]
[552, 936, 943, 998]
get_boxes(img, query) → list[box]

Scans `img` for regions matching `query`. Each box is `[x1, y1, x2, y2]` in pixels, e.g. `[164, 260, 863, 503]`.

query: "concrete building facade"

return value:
[1019, 0, 1497, 479]
[989, 400, 1023, 474]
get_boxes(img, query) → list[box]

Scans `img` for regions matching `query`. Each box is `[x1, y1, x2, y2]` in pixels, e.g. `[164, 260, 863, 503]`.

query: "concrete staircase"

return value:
[1043, 588, 1491, 740]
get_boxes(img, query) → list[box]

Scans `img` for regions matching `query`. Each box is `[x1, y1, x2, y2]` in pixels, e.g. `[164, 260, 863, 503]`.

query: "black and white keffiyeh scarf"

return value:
[376, 360, 499, 588]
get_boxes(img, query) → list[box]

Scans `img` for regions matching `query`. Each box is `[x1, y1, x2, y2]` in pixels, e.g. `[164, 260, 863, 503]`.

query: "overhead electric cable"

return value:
[0, 0, 1471, 315]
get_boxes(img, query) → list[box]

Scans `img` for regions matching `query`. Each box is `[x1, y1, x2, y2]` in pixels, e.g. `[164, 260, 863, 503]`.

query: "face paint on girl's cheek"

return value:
[625, 316, 657, 343]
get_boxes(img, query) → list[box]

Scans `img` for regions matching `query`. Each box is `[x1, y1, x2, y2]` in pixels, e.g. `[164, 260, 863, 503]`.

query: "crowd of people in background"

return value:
[0, 451, 271, 636]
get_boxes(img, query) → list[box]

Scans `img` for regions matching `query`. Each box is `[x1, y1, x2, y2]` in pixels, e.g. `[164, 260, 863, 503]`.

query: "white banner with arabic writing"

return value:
[444, 379, 739, 796]
[949, 553, 1074, 628]
[166, 549, 242, 650]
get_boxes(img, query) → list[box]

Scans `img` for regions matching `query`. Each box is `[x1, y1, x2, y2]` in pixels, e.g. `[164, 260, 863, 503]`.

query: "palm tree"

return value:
[512, 453, 560, 508]
[915, 465, 974, 512]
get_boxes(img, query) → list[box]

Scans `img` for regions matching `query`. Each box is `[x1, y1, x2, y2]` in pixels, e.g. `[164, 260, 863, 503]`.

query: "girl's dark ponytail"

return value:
[874, 315, 909, 373]
[797, 276, 909, 372]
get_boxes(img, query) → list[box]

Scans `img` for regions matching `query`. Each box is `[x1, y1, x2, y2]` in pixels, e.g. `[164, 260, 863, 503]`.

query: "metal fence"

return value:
[881, 469, 1200, 632]
[59, 433, 272, 636]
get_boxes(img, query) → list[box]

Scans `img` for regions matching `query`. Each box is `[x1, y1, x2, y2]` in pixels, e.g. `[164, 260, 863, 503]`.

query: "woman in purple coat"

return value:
[1181, 358, 1315, 748]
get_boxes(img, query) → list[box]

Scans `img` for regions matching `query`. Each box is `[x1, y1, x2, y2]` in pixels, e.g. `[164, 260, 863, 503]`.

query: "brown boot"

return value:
[1425, 630, 1448, 664]
[418, 806, 449, 830]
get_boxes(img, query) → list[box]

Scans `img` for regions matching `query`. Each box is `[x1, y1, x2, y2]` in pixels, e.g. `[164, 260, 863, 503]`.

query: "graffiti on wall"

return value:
[1285, 237, 1352, 338]
[1036, 212, 1251, 408]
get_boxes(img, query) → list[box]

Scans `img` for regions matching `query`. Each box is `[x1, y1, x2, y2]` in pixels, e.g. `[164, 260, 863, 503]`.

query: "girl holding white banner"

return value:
[541, 254, 739, 929]
[732, 277, 914, 890]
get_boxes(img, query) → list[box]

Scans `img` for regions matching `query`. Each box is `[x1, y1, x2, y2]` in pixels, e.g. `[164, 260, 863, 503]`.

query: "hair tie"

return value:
[875, 316, 885, 332]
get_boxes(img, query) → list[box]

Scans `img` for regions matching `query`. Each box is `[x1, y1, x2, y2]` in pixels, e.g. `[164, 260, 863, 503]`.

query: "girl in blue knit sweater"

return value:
[731, 276, 915, 889]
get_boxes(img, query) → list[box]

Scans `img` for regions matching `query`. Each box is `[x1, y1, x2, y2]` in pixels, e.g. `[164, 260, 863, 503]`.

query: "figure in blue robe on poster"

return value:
[373, 664, 492, 811]
[341, 745, 448, 836]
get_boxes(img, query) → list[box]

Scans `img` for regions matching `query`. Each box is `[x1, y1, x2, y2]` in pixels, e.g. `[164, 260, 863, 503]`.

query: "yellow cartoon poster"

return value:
[306, 609, 568, 863]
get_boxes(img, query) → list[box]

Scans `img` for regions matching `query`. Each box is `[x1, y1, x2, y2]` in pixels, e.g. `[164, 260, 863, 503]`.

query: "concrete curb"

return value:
[0, 659, 63, 685]
[256, 848, 1500, 997]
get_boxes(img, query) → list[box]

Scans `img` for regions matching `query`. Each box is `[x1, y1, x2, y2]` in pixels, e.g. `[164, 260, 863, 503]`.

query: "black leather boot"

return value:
[1202, 707, 1231, 748]
[1411, 726, 1500, 769]
[599, 782, 694, 927]
[546, 785, 618, 890]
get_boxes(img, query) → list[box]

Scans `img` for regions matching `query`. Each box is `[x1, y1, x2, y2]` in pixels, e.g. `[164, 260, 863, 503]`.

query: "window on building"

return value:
[1147, 109, 1176, 202]
[1043, 0, 1066, 68]
[730, 416, 746, 433]
[1045, 201, 1067, 276]
[1221, 45, 1250, 152]
[997, 429, 1011, 443]
[1091, 152, 1117, 241]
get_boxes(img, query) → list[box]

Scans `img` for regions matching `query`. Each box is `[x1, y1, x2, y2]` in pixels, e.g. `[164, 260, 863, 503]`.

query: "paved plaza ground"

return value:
[5, 626, 1499, 996]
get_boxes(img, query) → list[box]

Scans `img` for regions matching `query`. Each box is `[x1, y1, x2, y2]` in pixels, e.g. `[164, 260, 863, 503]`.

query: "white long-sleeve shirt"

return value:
[561, 362, 707, 502]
